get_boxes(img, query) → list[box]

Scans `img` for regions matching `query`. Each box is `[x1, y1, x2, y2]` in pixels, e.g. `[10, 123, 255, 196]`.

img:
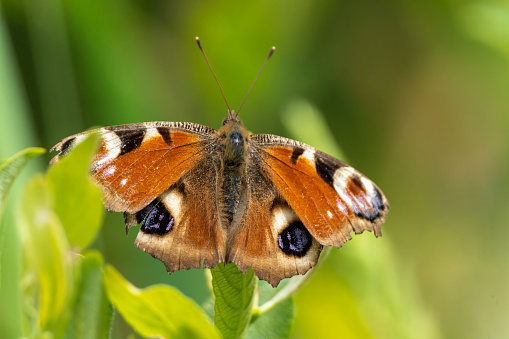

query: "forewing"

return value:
[50, 122, 217, 213]
[251, 134, 390, 249]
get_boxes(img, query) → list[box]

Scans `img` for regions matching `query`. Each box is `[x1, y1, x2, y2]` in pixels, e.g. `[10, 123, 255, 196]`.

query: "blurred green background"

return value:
[1, 0, 508, 338]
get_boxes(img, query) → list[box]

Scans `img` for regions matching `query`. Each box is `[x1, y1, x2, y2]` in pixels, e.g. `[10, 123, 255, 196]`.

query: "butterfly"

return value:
[50, 39, 389, 287]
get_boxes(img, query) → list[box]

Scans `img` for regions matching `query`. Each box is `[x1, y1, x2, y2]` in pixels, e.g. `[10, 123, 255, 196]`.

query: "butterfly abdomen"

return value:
[218, 121, 251, 225]
[221, 168, 244, 225]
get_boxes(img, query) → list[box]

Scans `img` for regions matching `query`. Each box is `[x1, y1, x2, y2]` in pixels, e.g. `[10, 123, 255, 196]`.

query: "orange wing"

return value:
[124, 156, 225, 273]
[225, 162, 323, 287]
[251, 134, 390, 249]
[50, 122, 218, 213]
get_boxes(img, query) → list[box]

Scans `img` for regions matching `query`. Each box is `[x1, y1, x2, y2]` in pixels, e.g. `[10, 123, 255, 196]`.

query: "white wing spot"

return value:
[333, 167, 360, 214]
[271, 205, 299, 234]
[94, 128, 122, 167]
[161, 188, 184, 223]
[145, 127, 160, 140]
[103, 165, 117, 177]
[360, 176, 375, 195]
[301, 149, 315, 164]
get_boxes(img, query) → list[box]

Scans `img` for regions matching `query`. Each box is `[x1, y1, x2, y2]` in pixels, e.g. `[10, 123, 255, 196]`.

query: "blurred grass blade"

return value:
[211, 263, 256, 339]
[64, 250, 112, 339]
[103, 265, 219, 339]
[0, 11, 42, 336]
[18, 174, 73, 333]
[282, 100, 345, 159]
[25, 0, 83, 140]
[0, 8, 39, 159]
[47, 134, 104, 250]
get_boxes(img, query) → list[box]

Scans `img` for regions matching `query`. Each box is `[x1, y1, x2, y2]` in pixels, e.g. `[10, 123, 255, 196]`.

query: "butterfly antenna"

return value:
[196, 37, 231, 113]
[237, 46, 276, 115]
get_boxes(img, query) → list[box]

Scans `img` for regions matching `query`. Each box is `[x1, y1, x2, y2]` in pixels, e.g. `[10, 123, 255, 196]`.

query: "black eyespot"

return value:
[278, 221, 312, 257]
[137, 200, 174, 235]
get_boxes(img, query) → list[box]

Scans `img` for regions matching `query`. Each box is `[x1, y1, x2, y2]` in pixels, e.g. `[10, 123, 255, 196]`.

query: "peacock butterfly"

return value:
[50, 38, 389, 287]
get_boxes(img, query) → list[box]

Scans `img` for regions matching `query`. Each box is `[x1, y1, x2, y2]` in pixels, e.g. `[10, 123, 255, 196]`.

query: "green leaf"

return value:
[17, 174, 73, 333]
[64, 250, 113, 339]
[0, 147, 45, 288]
[246, 297, 294, 339]
[0, 147, 45, 218]
[103, 265, 219, 339]
[459, 3, 509, 58]
[47, 134, 104, 250]
[211, 263, 256, 339]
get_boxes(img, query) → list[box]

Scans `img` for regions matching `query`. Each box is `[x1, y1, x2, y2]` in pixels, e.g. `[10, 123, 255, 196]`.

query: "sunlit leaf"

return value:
[17, 174, 73, 333]
[47, 134, 103, 250]
[246, 297, 294, 339]
[103, 265, 219, 339]
[64, 250, 112, 339]
[460, 3, 509, 58]
[0, 147, 45, 287]
[211, 263, 256, 339]
[0, 147, 45, 217]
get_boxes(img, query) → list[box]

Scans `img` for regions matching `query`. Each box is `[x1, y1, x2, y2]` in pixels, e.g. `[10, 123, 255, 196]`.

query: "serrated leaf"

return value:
[47, 134, 104, 250]
[103, 265, 219, 339]
[64, 250, 112, 339]
[246, 297, 294, 339]
[211, 263, 256, 339]
[17, 174, 73, 332]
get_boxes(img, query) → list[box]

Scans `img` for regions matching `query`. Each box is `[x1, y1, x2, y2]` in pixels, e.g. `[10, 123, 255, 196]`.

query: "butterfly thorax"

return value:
[218, 119, 250, 225]
[219, 119, 249, 167]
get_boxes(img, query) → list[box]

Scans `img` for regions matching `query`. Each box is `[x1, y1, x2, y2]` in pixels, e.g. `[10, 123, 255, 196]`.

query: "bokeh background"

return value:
[1, 1, 508, 338]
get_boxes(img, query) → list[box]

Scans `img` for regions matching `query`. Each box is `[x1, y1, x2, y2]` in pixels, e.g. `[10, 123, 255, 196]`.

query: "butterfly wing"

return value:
[225, 157, 323, 287]
[51, 122, 217, 213]
[124, 155, 225, 272]
[51, 121, 226, 270]
[225, 134, 389, 287]
[250, 134, 389, 249]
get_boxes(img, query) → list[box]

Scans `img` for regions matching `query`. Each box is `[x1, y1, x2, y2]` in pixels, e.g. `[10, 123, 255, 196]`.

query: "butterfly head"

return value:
[222, 109, 242, 126]
[220, 112, 249, 166]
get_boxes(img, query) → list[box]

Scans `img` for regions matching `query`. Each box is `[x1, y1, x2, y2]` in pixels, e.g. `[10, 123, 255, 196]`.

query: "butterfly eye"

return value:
[277, 221, 312, 257]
